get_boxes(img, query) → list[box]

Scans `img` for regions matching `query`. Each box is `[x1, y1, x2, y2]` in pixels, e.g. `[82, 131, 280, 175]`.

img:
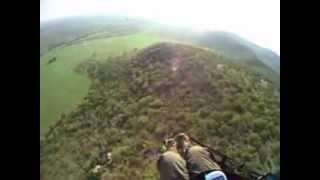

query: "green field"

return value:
[40, 32, 174, 135]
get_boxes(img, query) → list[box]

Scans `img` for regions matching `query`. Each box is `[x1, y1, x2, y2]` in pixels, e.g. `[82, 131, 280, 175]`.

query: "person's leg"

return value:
[205, 171, 227, 180]
[212, 177, 225, 180]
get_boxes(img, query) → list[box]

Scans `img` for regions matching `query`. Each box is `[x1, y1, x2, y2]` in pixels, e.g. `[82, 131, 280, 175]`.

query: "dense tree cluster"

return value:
[41, 43, 279, 180]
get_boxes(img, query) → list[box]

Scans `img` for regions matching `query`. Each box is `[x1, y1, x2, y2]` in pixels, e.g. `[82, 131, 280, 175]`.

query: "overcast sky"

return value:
[40, 0, 280, 55]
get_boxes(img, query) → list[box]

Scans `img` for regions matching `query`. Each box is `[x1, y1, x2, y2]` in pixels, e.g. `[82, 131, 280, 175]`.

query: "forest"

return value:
[40, 43, 279, 180]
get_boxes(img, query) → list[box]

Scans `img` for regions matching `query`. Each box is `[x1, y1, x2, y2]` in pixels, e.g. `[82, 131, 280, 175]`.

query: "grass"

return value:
[40, 32, 173, 135]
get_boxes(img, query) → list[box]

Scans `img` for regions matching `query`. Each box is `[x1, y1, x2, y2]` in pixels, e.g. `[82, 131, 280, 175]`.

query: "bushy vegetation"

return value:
[41, 43, 279, 180]
[40, 33, 168, 134]
[40, 18, 279, 136]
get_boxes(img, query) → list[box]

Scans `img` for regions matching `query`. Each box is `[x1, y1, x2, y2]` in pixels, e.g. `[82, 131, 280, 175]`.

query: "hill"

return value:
[195, 31, 280, 74]
[145, 27, 280, 83]
[41, 16, 280, 78]
[41, 42, 280, 180]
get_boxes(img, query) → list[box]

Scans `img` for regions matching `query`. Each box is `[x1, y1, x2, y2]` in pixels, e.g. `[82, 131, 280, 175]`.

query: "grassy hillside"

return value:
[41, 43, 280, 180]
[40, 33, 173, 134]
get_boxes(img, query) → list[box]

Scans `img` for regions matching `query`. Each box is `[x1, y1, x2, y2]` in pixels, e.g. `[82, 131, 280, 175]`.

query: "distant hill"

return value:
[196, 31, 280, 74]
[41, 43, 279, 180]
[40, 16, 147, 56]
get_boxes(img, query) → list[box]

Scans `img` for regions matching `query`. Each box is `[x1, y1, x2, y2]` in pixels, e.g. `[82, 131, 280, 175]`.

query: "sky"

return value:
[40, 0, 280, 55]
